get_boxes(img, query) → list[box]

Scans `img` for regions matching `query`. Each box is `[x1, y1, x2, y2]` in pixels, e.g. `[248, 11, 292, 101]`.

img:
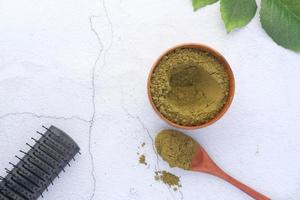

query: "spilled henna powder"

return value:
[139, 155, 147, 165]
[154, 171, 181, 191]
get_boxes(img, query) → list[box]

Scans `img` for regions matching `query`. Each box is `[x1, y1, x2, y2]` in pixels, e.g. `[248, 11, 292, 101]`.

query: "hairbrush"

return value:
[0, 125, 80, 200]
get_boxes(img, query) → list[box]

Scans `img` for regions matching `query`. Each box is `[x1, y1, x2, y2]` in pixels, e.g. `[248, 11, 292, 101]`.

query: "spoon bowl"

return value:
[191, 144, 270, 200]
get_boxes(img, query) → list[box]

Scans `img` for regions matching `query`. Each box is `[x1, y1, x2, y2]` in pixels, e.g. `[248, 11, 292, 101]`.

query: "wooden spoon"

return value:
[191, 144, 270, 200]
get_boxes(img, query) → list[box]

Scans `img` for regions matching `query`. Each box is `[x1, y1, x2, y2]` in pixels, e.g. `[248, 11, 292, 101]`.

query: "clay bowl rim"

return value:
[147, 43, 235, 130]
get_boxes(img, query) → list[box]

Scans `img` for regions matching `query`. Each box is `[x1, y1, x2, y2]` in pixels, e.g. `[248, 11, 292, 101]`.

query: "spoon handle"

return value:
[213, 169, 270, 200]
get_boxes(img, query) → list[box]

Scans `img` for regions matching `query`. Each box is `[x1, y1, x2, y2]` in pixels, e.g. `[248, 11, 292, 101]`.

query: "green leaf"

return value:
[260, 0, 300, 52]
[220, 0, 257, 32]
[192, 0, 219, 11]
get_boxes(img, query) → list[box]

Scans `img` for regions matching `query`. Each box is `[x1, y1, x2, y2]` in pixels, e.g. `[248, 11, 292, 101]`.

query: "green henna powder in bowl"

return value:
[155, 129, 197, 170]
[149, 45, 233, 127]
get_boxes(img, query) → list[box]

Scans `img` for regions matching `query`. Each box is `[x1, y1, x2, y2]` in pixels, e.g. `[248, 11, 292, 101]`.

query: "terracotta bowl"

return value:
[147, 43, 235, 130]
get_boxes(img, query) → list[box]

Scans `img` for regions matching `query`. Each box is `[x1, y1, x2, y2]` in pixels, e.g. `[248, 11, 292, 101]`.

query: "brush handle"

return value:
[212, 169, 270, 200]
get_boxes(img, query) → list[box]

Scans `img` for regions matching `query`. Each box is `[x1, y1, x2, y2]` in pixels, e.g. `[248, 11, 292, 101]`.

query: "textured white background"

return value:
[0, 0, 299, 199]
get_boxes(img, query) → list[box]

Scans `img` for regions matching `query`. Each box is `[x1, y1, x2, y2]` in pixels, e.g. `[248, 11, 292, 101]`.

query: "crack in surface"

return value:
[122, 105, 185, 200]
[103, 0, 114, 49]
[87, 14, 104, 200]
[100, 0, 114, 74]
[0, 112, 90, 123]
[122, 106, 160, 170]
[88, 0, 113, 199]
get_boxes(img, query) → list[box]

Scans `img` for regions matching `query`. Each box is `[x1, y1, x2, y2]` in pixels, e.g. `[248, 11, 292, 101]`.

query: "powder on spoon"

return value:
[149, 48, 230, 126]
[155, 129, 197, 170]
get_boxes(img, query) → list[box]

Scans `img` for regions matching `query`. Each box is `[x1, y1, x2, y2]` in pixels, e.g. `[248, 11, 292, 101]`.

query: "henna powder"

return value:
[155, 129, 197, 170]
[150, 48, 230, 126]
[154, 171, 181, 190]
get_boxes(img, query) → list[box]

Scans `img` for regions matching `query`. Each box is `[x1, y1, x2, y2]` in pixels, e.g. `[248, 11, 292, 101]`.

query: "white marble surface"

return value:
[0, 0, 299, 199]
